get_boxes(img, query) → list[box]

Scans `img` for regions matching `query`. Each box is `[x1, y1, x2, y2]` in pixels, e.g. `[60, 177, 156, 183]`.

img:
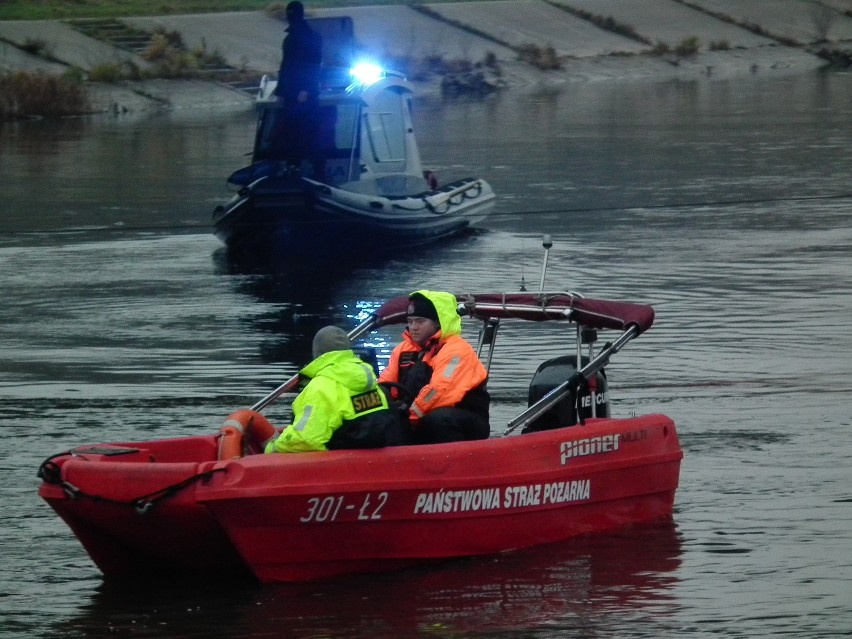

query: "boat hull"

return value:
[38, 436, 250, 579]
[208, 414, 680, 582]
[39, 415, 680, 583]
[212, 175, 496, 259]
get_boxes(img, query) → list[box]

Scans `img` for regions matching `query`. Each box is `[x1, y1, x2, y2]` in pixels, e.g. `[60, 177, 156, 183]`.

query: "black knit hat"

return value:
[407, 294, 439, 323]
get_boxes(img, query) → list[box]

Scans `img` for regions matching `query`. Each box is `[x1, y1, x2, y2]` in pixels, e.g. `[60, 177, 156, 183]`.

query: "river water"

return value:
[1, 71, 850, 638]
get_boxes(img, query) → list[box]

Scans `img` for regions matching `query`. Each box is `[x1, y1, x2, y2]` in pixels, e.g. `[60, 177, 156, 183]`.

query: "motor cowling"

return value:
[524, 355, 610, 433]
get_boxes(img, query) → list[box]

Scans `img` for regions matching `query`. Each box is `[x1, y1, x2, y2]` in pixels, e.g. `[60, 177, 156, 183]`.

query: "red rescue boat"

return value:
[38, 283, 682, 583]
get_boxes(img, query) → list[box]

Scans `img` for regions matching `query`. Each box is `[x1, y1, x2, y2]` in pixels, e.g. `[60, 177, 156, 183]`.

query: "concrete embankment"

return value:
[1, 0, 850, 115]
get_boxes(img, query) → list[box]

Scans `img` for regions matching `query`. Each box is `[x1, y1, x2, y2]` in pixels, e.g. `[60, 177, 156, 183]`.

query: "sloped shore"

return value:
[1, 0, 849, 115]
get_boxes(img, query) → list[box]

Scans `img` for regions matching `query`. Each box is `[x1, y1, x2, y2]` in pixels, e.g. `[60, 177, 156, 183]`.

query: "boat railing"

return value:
[250, 238, 651, 434]
[423, 180, 484, 211]
[250, 295, 644, 437]
[500, 324, 639, 436]
[256, 74, 277, 106]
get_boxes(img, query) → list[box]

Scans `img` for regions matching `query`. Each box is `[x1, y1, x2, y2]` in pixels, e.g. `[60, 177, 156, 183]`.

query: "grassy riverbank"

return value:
[0, 0, 421, 21]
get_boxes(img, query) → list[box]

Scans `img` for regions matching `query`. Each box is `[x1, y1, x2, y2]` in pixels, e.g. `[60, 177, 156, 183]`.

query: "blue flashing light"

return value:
[349, 62, 384, 87]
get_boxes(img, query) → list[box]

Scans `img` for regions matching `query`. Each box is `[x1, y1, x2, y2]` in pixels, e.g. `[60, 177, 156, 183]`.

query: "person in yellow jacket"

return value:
[379, 290, 490, 444]
[266, 326, 400, 453]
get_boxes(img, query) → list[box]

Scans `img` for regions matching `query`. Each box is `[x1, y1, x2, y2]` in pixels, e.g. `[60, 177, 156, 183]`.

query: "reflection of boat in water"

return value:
[53, 522, 681, 638]
[38, 271, 682, 584]
[250, 521, 683, 635]
[212, 18, 495, 259]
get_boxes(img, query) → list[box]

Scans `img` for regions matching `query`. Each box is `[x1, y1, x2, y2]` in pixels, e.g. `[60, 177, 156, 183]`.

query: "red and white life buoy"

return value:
[217, 409, 278, 460]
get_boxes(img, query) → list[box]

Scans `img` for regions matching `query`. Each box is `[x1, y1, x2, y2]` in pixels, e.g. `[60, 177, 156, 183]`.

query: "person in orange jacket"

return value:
[379, 290, 490, 444]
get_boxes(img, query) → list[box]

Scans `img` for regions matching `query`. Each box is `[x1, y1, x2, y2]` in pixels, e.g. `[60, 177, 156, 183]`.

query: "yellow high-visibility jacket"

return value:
[266, 349, 392, 453]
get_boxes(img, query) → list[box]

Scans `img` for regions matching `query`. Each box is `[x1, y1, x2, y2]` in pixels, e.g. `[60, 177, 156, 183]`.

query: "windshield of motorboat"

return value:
[328, 101, 359, 157]
[252, 99, 361, 182]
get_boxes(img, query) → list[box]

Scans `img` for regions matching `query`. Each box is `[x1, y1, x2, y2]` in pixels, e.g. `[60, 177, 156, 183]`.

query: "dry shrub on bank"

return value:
[382, 51, 502, 84]
[674, 36, 700, 56]
[517, 43, 561, 70]
[0, 71, 91, 120]
[141, 31, 228, 77]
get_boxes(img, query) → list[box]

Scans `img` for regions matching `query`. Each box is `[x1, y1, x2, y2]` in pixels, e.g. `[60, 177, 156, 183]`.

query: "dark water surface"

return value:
[1, 72, 850, 638]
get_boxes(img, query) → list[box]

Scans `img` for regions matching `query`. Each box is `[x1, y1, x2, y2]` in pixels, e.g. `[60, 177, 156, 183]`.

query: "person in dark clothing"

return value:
[274, 1, 323, 174]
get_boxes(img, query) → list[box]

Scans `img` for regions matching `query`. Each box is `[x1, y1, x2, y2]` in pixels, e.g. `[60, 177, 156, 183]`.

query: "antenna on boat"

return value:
[539, 234, 552, 292]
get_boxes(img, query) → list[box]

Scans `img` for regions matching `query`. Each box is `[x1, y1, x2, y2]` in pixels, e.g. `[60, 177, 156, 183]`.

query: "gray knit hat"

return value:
[312, 326, 350, 359]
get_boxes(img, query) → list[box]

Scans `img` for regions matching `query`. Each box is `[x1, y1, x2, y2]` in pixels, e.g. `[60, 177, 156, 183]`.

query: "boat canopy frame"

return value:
[251, 290, 654, 436]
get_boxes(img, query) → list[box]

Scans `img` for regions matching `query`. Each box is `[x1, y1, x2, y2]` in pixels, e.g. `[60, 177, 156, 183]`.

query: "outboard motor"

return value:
[523, 355, 610, 433]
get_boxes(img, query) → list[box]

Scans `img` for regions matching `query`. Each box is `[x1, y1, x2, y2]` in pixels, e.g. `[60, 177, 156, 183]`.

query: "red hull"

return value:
[203, 413, 681, 582]
[39, 415, 680, 582]
[38, 436, 249, 579]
